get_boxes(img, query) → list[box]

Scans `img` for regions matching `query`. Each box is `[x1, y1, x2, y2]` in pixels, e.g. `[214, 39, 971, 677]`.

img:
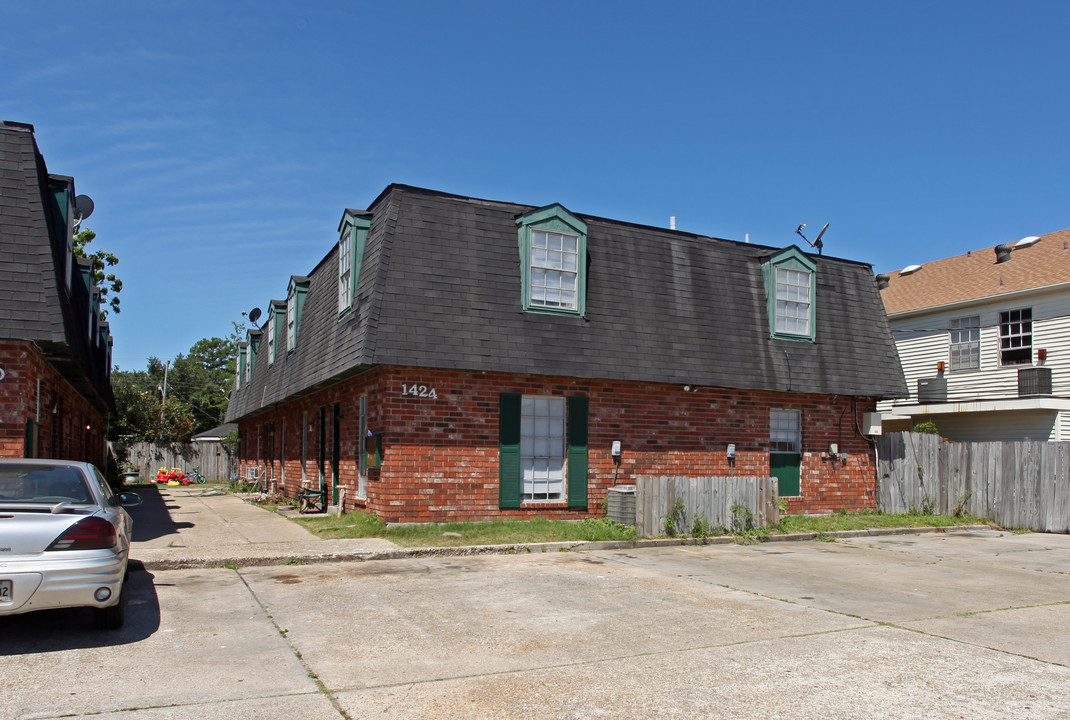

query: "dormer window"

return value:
[266, 312, 276, 365]
[516, 204, 588, 317]
[338, 211, 371, 315]
[287, 276, 310, 351]
[763, 247, 817, 341]
[237, 344, 247, 389]
[267, 300, 284, 365]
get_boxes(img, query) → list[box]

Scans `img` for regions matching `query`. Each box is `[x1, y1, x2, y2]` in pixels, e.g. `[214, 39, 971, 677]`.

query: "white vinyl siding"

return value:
[916, 409, 1059, 443]
[879, 289, 1070, 414]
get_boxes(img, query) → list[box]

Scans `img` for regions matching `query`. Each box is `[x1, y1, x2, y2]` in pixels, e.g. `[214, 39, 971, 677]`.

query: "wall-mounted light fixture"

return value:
[937, 361, 946, 373]
[1038, 348, 1048, 363]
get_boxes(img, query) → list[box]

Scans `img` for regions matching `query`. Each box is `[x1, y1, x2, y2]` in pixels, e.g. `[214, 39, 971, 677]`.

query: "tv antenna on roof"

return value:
[795, 223, 828, 254]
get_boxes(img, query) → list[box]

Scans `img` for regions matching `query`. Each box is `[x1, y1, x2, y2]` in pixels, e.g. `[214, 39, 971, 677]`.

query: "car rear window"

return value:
[0, 464, 93, 504]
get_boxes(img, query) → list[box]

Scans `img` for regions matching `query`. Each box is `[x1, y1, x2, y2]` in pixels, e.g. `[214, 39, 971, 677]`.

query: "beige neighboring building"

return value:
[878, 228, 1070, 441]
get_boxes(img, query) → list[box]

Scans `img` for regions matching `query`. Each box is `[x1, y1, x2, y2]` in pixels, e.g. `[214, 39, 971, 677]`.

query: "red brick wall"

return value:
[0, 341, 108, 466]
[237, 365, 879, 523]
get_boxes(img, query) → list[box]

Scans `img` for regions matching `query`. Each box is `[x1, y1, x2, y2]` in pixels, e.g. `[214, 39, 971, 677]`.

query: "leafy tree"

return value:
[74, 227, 122, 319]
[109, 323, 247, 443]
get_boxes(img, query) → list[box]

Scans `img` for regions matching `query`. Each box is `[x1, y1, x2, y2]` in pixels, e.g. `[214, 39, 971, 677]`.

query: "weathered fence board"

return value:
[634, 475, 779, 537]
[877, 433, 1070, 533]
[110, 442, 237, 483]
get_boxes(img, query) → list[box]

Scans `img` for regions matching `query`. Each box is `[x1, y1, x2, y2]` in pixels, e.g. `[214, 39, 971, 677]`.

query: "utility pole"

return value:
[159, 360, 170, 423]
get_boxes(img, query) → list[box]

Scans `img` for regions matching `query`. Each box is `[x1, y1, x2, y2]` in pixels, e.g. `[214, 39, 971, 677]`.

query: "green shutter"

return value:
[567, 396, 588, 508]
[499, 393, 522, 508]
[770, 453, 801, 497]
[25, 420, 39, 458]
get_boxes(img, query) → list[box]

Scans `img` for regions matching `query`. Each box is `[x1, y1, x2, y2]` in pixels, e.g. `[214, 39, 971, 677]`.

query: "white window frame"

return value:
[357, 395, 368, 499]
[286, 292, 296, 351]
[775, 267, 812, 337]
[949, 316, 980, 371]
[529, 229, 580, 311]
[266, 313, 276, 365]
[770, 409, 801, 453]
[520, 395, 567, 502]
[338, 229, 352, 314]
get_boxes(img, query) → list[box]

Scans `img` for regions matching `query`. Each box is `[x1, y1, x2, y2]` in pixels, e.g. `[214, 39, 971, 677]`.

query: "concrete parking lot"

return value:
[1, 488, 1069, 719]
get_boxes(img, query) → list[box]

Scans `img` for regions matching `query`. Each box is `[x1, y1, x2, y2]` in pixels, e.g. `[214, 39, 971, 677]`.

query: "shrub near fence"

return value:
[877, 432, 1070, 533]
[110, 442, 237, 483]
[634, 475, 780, 538]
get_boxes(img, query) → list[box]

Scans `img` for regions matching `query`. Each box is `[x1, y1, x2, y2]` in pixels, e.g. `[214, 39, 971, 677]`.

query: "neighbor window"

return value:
[763, 247, 817, 341]
[949, 316, 980, 371]
[516, 204, 588, 317]
[999, 308, 1032, 365]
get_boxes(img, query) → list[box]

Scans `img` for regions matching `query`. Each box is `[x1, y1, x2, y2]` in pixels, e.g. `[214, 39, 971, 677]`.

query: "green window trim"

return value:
[762, 246, 817, 342]
[499, 392, 589, 509]
[267, 301, 285, 366]
[516, 204, 588, 317]
[338, 211, 371, 316]
[247, 329, 261, 370]
[237, 344, 247, 389]
[287, 276, 310, 352]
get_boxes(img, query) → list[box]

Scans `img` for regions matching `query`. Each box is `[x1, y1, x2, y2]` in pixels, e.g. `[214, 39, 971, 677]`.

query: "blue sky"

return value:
[3, 1, 1068, 370]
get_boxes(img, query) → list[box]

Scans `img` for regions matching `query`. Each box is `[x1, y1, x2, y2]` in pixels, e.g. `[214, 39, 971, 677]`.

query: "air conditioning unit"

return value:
[1018, 367, 1052, 397]
[917, 377, 947, 403]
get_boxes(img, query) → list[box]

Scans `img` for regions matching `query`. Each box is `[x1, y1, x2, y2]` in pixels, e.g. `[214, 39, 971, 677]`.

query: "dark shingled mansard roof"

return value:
[0, 121, 114, 414]
[227, 185, 905, 421]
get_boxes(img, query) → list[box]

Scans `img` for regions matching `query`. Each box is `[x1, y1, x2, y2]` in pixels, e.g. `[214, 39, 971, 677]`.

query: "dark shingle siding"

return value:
[0, 122, 114, 412]
[228, 185, 906, 421]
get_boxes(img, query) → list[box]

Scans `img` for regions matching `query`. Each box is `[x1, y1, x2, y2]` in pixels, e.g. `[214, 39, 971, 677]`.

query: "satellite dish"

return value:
[73, 195, 94, 229]
[247, 307, 262, 324]
[795, 222, 829, 255]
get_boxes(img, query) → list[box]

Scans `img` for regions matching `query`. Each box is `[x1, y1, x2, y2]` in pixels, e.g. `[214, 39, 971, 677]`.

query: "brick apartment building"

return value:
[226, 185, 905, 522]
[0, 121, 114, 466]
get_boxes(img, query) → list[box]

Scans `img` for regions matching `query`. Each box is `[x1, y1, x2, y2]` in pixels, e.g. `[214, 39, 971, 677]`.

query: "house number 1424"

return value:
[401, 384, 437, 399]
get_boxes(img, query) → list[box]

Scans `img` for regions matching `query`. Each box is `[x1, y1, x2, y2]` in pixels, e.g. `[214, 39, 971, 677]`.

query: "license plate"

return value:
[0, 579, 10, 604]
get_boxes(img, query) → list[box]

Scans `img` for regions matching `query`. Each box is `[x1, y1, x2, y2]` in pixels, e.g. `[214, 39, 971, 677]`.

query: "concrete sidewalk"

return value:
[128, 484, 401, 570]
[128, 483, 994, 571]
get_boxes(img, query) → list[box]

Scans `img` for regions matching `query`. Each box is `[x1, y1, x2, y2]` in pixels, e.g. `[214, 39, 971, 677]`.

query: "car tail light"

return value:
[46, 517, 117, 550]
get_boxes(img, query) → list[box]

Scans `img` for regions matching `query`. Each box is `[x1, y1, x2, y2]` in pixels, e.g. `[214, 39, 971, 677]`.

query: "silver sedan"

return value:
[0, 459, 142, 630]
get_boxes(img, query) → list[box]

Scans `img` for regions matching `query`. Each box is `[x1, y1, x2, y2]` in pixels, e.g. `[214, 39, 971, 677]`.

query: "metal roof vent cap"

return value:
[875, 273, 891, 290]
[995, 243, 1014, 263]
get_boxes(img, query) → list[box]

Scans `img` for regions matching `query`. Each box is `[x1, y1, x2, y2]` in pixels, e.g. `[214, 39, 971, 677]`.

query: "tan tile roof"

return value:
[880, 228, 1070, 315]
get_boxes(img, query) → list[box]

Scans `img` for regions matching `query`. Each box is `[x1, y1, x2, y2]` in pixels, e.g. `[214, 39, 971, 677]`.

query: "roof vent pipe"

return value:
[995, 243, 1013, 263]
[670, 216, 676, 230]
[875, 273, 890, 290]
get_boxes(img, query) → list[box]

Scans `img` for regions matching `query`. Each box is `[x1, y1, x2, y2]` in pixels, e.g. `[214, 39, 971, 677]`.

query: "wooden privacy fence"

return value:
[634, 475, 780, 537]
[877, 432, 1070, 533]
[110, 442, 237, 483]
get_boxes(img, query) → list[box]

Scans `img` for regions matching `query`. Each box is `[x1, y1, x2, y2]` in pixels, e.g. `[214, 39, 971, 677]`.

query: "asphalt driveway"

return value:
[2, 523, 1068, 719]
